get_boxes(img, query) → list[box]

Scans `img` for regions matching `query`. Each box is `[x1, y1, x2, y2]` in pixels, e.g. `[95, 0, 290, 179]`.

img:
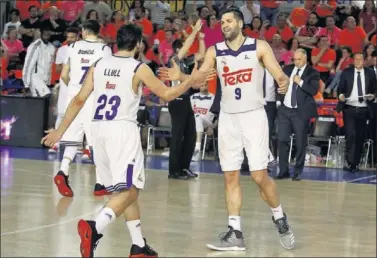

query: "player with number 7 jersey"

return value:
[53, 20, 113, 198]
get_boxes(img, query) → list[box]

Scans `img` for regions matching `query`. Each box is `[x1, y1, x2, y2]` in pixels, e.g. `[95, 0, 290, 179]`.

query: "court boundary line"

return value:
[0, 206, 101, 236]
[346, 175, 377, 183]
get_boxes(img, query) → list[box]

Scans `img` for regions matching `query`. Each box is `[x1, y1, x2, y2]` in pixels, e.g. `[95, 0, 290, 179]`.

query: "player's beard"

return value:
[222, 28, 239, 41]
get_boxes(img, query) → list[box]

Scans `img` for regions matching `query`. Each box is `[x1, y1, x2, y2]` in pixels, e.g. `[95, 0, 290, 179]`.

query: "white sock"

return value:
[271, 204, 284, 220]
[195, 142, 201, 151]
[228, 216, 241, 231]
[126, 220, 145, 247]
[59, 146, 78, 175]
[95, 207, 116, 234]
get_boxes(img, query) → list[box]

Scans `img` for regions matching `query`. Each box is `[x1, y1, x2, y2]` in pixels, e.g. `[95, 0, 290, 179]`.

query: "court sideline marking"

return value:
[346, 175, 377, 183]
[0, 207, 102, 236]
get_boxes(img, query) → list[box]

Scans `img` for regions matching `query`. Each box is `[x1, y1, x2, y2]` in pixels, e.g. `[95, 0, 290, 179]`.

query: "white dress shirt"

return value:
[283, 64, 307, 108]
[347, 68, 367, 107]
[264, 69, 276, 102]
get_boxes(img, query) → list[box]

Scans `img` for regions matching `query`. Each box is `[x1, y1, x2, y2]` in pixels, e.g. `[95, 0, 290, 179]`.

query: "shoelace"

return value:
[276, 219, 289, 235]
[218, 229, 233, 243]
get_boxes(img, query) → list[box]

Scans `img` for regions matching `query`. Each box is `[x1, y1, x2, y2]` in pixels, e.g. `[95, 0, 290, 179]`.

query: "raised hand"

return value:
[158, 59, 181, 81]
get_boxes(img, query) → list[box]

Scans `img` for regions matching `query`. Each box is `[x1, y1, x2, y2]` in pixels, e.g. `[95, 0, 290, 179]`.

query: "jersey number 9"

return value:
[235, 88, 242, 100]
[93, 94, 121, 120]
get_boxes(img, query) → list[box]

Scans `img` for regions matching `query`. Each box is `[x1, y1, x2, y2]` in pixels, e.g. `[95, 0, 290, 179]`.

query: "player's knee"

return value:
[224, 171, 239, 188]
[251, 171, 268, 186]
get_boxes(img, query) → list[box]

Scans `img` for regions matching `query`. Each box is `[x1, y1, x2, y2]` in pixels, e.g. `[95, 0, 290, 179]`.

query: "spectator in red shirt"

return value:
[363, 43, 376, 67]
[202, 14, 222, 48]
[60, 0, 85, 26]
[325, 46, 353, 93]
[244, 16, 264, 39]
[271, 34, 287, 62]
[260, 0, 281, 26]
[155, 17, 173, 44]
[295, 12, 320, 50]
[315, 15, 342, 48]
[158, 29, 174, 65]
[102, 10, 126, 44]
[280, 38, 299, 66]
[311, 36, 336, 82]
[339, 16, 369, 53]
[264, 14, 294, 45]
[359, 0, 377, 39]
[2, 27, 24, 62]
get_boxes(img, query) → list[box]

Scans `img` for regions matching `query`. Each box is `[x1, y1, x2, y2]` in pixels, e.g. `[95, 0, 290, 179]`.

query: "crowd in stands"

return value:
[0, 0, 376, 151]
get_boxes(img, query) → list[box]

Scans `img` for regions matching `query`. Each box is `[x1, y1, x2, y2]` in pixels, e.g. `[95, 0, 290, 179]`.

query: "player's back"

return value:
[67, 39, 111, 93]
[92, 55, 142, 123]
[215, 37, 265, 114]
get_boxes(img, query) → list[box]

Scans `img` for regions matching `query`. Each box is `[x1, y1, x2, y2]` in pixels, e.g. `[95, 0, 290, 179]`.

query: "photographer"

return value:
[167, 20, 205, 180]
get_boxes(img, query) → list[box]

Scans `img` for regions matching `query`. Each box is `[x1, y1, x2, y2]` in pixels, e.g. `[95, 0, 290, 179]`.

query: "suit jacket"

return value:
[336, 66, 377, 118]
[278, 64, 320, 120]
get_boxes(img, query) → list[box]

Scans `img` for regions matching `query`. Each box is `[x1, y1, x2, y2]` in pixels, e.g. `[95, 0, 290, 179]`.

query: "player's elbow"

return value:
[72, 96, 85, 108]
[161, 92, 175, 102]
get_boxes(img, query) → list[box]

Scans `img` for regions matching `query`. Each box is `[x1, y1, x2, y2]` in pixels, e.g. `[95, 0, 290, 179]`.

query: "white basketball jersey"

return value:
[92, 56, 142, 123]
[215, 37, 265, 113]
[65, 39, 112, 95]
[190, 92, 215, 118]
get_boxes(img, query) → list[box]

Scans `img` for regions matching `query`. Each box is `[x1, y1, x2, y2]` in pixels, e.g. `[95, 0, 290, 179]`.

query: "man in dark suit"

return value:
[371, 52, 377, 164]
[275, 49, 320, 181]
[337, 52, 377, 172]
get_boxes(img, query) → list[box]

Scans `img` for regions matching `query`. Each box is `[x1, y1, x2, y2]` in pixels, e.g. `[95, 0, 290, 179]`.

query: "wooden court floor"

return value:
[1, 158, 376, 257]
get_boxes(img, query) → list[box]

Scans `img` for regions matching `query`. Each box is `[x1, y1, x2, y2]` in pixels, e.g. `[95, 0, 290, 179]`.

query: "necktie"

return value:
[357, 71, 363, 103]
[263, 70, 266, 98]
[291, 68, 301, 108]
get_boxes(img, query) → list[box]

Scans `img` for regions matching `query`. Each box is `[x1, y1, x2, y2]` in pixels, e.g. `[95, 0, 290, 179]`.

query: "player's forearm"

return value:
[163, 78, 192, 102]
[56, 97, 85, 136]
[179, 73, 190, 81]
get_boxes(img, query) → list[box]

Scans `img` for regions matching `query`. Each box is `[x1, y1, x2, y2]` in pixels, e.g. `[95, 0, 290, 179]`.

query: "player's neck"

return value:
[115, 50, 136, 58]
[226, 34, 246, 50]
[84, 35, 99, 41]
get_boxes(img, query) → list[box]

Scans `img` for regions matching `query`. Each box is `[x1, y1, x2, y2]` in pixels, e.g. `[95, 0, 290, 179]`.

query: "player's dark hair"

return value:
[65, 27, 80, 35]
[117, 24, 142, 51]
[10, 8, 20, 16]
[82, 20, 101, 35]
[172, 39, 183, 53]
[220, 7, 244, 23]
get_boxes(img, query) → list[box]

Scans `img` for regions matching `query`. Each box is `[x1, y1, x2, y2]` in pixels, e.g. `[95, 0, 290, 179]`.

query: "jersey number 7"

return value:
[79, 66, 90, 84]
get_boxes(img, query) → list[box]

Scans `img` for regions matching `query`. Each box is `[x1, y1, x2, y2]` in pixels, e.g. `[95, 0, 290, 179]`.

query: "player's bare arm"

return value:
[41, 66, 95, 147]
[159, 47, 216, 82]
[136, 63, 194, 102]
[256, 40, 289, 94]
[61, 62, 71, 86]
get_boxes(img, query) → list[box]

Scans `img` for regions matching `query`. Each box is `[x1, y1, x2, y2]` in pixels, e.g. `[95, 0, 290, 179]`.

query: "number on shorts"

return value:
[235, 88, 242, 100]
[93, 94, 121, 120]
[79, 66, 90, 84]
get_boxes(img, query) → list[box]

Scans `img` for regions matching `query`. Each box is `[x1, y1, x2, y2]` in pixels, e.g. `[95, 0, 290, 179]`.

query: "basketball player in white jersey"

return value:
[42, 24, 205, 258]
[49, 27, 80, 154]
[190, 82, 216, 161]
[54, 20, 112, 198]
[159, 8, 295, 251]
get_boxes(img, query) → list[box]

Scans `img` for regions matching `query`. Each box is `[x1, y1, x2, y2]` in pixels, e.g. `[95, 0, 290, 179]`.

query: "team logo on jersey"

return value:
[106, 81, 116, 89]
[244, 55, 250, 60]
[222, 67, 253, 86]
[81, 58, 89, 64]
[78, 49, 94, 55]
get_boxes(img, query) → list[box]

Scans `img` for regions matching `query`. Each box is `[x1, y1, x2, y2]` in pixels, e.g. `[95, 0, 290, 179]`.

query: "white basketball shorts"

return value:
[60, 91, 94, 146]
[218, 107, 269, 172]
[30, 75, 50, 97]
[91, 120, 145, 191]
[194, 114, 214, 132]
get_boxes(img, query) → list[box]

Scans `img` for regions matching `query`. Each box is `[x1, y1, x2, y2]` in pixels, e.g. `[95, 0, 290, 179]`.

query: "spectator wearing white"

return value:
[22, 27, 55, 97]
[81, 0, 112, 24]
[2, 9, 21, 40]
[144, 1, 170, 28]
[239, 0, 260, 26]
[190, 83, 216, 161]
